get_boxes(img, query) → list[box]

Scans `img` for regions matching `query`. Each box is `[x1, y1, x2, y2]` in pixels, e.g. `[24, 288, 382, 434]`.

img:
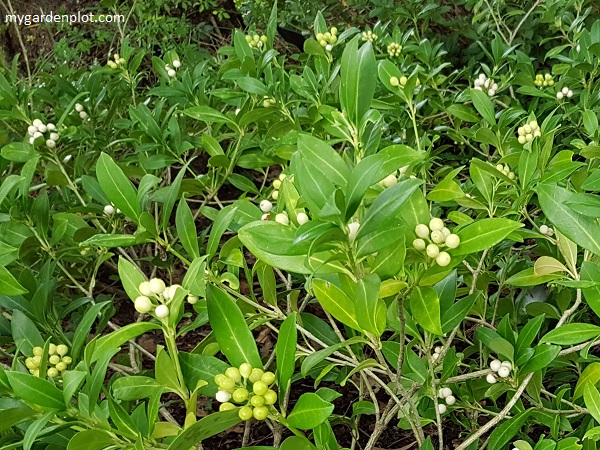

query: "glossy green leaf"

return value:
[206, 285, 262, 368]
[11, 309, 43, 356]
[477, 327, 514, 360]
[176, 198, 200, 260]
[91, 322, 160, 363]
[118, 256, 146, 302]
[298, 134, 349, 188]
[287, 393, 335, 430]
[96, 152, 141, 222]
[410, 286, 442, 335]
[340, 37, 376, 125]
[519, 344, 561, 374]
[355, 274, 386, 337]
[7, 372, 65, 410]
[585, 384, 600, 424]
[180, 352, 229, 396]
[168, 409, 242, 450]
[0, 267, 28, 295]
[488, 410, 531, 450]
[312, 278, 360, 331]
[276, 312, 297, 398]
[441, 293, 477, 333]
[541, 323, 600, 345]
[470, 88, 496, 126]
[574, 362, 600, 399]
[455, 218, 523, 255]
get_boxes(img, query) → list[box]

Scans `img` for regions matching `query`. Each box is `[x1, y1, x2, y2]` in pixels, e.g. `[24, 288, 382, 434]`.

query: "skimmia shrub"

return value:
[2, 3, 600, 450]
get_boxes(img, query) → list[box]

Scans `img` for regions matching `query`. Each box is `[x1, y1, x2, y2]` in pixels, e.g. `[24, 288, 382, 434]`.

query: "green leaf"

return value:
[487, 410, 531, 450]
[0, 267, 28, 295]
[118, 256, 146, 301]
[168, 409, 242, 450]
[0, 406, 35, 432]
[180, 352, 229, 397]
[206, 285, 262, 368]
[583, 110, 599, 136]
[206, 206, 237, 259]
[585, 384, 600, 424]
[340, 37, 376, 125]
[446, 104, 479, 122]
[287, 393, 335, 430]
[298, 134, 349, 188]
[519, 344, 561, 374]
[80, 233, 140, 248]
[356, 178, 423, 239]
[67, 430, 116, 450]
[515, 314, 546, 358]
[96, 152, 141, 222]
[470, 88, 496, 126]
[355, 219, 404, 258]
[1, 142, 35, 162]
[23, 411, 55, 450]
[276, 313, 297, 397]
[0, 174, 25, 207]
[477, 327, 514, 360]
[455, 218, 523, 255]
[176, 198, 200, 260]
[91, 322, 160, 363]
[11, 309, 43, 356]
[312, 278, 360, 332]
[441, 293, 477, 333]
[537, 184, 600, 256]
[183, 106, 239, 131]
[574, 362, 600, 399]
[582, 261, 600, 319]
[541, 323, 600, 345]
[300, 336, 366, 376]
[410, 286, 442, 335]
[161, 164, 187, 231]
[112, 376, 163, 400]
[355, 274, 386, 337]
[505, 267, 563, 287]
[7, 372, 65, 410]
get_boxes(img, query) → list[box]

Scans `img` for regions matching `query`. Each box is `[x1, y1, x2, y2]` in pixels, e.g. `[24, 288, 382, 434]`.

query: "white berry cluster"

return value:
[556, 86, 573, 100]
[436, 386, 456, 414]
[473, 73, 499, 96]
[245, 34, 268, 49]
[136, 278, 197, 317]
[259, 173, 309, 226]
[27, 119, 59, 149]
[361, 30, 377, 42]
[107, 53, 126, 69]
[26, 344, 71, 378]
[413, 218, 460, 267]
[534, 73, 554, 87]
[486, 359, 512, 384]
[495, 164, 516, 180]
[378, 166, 409, 188]
[75, 103, 89, 120]
[214, 363, 277, 421]
[316, 27, 338, 52]
[517, 120, 541, 144]
[389, 75, 420, 88]
[165, 60, 182, 78]
[387, 42, 402, 57]
[103, 203, 121, 215]
[539, 224, 554, 236]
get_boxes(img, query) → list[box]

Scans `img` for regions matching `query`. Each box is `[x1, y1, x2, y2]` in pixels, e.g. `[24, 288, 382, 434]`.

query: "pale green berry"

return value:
[239, 363, 253, 378]
[155, 304, 169, 318]
[239, 406, 253, 420]
[390, 76, 400, 87]
[220, 402, 236, 411]
[149, 278, 166, 295]
[214, 374, 228, 386]
[135, 296, 153, 313]
[250, 395, 265, 407]
[32, 347, 43, 357]
[253, 380, 269, 395]
[436, 251, 451, 267]
[187, 295, 199, 305]
[441, 227, 451, 239]
[139, 281, 153, 296]
[431, 230, 444, 244]
[219, 377, 236, 391]
[226, 367, 242, 382]
[55, 362, 67, 371]
[49, 355, 60, 365]
[261, 371, 276, 385]
[232, 388, 249, 403]
[445, 234, 460, 249]
[47, 368, 59, 378]
[264, 389, 277, 405]
[62, 356, 72, 365]
[56, 345, 68, 356]
[25, 358, 37, 370]
[49, 344, 57, 355]
[253, 405, 269, 420]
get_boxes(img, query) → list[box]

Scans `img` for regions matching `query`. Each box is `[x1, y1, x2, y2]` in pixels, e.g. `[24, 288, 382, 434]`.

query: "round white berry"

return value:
[187, 295, 198, 305]
[413, 238, 426, 251]
[103, 204, 115, 215]
[47, 123, 56, 131]
[134, 296, 153, 313]
[562, 87, 569, 95]
[434, 346, 442, 354]
[431, 230, 444, 244]
[445, 395, 456, 405]
[33, 119, 43, 127]
[518, 135, 526, 144]
[296, 212, 309, 225]
[167, 69, 176, 77]
[29, 137, 35, 145]
[426, 244, 440, 259]
[567, 89, 573, 98]
[432, 353, 440, 360]
[79, 111, 88, 119]
[436, 251, 451, 267]
[441, 227, 451, 239]
[486, 373, 497, 384]
[155, 304, 169, 318]
[27, 125, 37, 135]
[259, 200, 273, 213]
[50, 132, 59, 141]
[139, 281, 153, 296]
[497, 366, 510, 378]
[33, 131, 43, 139]
[437, 404, 447, 414]
[38, 124, 47, 133]
[46, 139, 56, 149]
[75, 104, 83, 112]
[539, 224, 549, 235]
[501, 361, 512, 371]
[556, 91, 564, 100]
[216, 390, 232, 403]
[415, 224, 430, 239]
[261, 213, 270, 220]
[382, 174, 397, 188]
[173, 60, 181, 68]
[429, 218, 444, 231]
[441, 387, 452, 398]
[149, 278, 166, 295]
[445, 234, 460, 249]
[490, 359, 502, 372]
[163, 284, 180, 301]
[325, 44, 333, 52]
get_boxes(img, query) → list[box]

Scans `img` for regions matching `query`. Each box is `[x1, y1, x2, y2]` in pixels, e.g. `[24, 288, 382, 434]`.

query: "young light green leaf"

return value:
[585, 384, 600, 424]
[311, 278, 360, 332]
[574, 362, 600, 399]
[206, 285, 262, 368]
[168, 410, 242, 450]
[176, 198, 200, 260]
[287, 393, 335, 430]
[118, 256, 146, 301]
[96, 152, 141, 222]
[355, 274, 386, 337]
[0, 267, 28, 295]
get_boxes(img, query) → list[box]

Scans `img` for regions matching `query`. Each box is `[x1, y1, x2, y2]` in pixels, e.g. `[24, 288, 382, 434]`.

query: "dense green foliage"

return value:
[2, 0, 600, 449]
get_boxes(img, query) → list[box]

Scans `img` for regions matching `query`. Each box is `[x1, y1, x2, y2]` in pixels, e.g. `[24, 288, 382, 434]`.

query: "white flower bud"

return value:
[187, 295, 198, 305]
[567, 89, 573, 98]
[441, 387, 452, 398]
[103, 204, 115, 215]
[139, 281, 153, 296]
[434, 346, 442, 354]
[429, 218, 444, 231]
[75, 104, 83, 112]
[50, 132, 59, 141]
[490, 359, 502, 372]
[28, 125, 37, 135]
[135, 296, 153, 313]
[486, 373, 497, 384]
[562, 87, 569, 95]
[445, 234, 460, 249]
[167, 69, 176, 77]
[437, 404, 447, 414]
[29, 137, 35, 144]
[173, 60, 181, 68]
[155, 304, 169, 318]
[348, 222, 360, 243]
[497, 366, 510, 378]
[325, 44, 333, 52]
[216, 390, 232, 403]
[259, 200, 273, 212]
[163, 284, 180, 301]
[275, 213, 289, 225]
[436, 251, 451, 267]
[518, 135, 527, 144]
[149, 278, 166, 295]
[296, 212, 309, 225]
[415, 224, 430, 239]
[46, 139, 56, 149]
[33, 131, 43, 139]
[33, 119, 43, 127]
